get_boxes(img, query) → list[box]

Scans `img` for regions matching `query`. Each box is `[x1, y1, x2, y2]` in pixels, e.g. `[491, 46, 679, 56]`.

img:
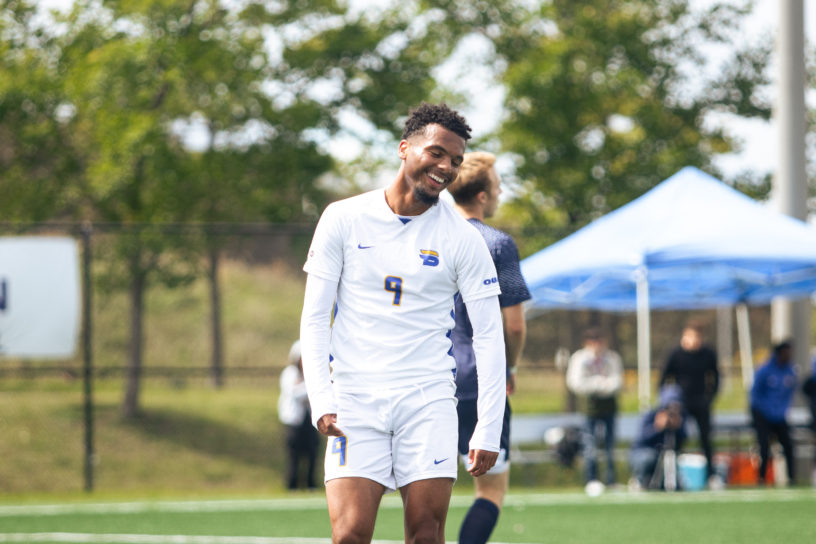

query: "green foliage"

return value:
[271, 0, 520, 139]
[494, 0, 774, 233]
[4, 0, 345, 413]
[2, 0, 782, 232]
[244, 0, 781, 238]
[54, 0, 334, 225]
[0, 1, 78, 220]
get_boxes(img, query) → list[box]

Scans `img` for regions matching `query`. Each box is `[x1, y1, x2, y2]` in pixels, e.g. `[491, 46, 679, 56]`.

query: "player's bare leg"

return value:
[458, 469, 507, 544]
[326, 477, 386, 544]
[399, 477, 454, 544]
[474, 470, 508, 508]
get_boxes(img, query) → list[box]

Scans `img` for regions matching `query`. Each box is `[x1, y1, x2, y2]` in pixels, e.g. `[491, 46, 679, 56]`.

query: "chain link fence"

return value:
[0, 222, 770, 494]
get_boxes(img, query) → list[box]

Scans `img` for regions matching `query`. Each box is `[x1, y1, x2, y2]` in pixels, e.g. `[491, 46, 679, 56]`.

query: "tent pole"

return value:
[735, 303, 754, 389]
[716, 306, 733, 391]
[636, 268, 651, 411]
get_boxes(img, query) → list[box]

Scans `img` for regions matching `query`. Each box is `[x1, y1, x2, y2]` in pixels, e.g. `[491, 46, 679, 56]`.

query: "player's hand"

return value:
[467, 449, 499, 477]
[507, 373, 516, 395]
[317, 413, 344, 437]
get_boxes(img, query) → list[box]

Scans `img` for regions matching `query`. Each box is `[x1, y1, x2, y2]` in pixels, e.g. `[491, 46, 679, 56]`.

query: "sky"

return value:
[35, 0, 815, 183]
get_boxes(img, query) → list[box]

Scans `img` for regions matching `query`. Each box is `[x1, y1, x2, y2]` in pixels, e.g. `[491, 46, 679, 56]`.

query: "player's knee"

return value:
[406, 518, 443, 544]
[332, 522, 375, 544]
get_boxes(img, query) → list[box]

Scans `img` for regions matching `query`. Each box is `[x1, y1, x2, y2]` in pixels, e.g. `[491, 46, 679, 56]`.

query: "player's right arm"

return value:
[300, 273, 343, 436]
[300, 202, 345, 436]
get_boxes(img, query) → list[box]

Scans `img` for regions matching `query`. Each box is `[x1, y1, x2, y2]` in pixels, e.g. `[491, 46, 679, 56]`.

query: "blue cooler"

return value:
[677, 453, 707, 491]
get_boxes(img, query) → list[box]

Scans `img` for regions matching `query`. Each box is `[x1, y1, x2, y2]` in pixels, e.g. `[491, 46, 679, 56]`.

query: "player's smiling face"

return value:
[399, 124, 466, 205]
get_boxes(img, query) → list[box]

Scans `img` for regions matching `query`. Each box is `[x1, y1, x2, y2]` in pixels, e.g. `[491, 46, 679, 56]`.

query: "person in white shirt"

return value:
[566, 327, 624, 487]
[278, 340, 319, 490]
[300, 102, 506, 544]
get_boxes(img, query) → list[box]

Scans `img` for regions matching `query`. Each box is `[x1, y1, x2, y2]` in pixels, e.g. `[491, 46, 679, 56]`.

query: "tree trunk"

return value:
[122, 250, 145, 418]
[208, 247, 224, 388]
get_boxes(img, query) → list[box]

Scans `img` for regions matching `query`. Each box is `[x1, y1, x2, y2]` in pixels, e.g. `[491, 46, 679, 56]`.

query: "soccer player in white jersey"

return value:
[300, 103, 507, 544]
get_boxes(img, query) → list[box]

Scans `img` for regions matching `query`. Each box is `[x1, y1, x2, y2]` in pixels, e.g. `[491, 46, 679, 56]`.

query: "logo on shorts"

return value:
[433, 458, 448, 465]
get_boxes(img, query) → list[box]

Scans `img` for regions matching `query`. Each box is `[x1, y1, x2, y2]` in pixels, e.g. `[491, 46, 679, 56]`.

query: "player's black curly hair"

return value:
[401, 102, 472, 141]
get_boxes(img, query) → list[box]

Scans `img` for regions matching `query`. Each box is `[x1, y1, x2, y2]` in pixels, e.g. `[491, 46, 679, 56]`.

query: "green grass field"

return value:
[2, 255, 811, 544]
[1, 488, 815, 544]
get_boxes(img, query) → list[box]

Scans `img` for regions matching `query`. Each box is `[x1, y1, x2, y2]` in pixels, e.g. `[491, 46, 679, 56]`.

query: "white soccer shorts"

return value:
[323, 380, 459, 491]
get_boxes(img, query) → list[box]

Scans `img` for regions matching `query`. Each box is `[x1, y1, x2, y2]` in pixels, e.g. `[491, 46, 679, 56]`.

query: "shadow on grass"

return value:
[120, 408, 284, 469]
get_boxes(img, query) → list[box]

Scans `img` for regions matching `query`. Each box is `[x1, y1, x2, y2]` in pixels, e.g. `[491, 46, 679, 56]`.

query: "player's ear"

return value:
[398, 139, 409, 160]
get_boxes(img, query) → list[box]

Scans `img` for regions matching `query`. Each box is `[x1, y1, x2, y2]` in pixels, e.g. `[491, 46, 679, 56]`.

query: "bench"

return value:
[509, 408, 814, 483]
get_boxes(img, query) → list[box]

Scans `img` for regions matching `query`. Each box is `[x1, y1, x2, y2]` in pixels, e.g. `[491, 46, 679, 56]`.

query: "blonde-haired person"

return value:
[447, 151, 531, 544]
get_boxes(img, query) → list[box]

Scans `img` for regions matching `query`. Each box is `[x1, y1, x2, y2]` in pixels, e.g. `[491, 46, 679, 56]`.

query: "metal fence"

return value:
[0, 222, 775, 494]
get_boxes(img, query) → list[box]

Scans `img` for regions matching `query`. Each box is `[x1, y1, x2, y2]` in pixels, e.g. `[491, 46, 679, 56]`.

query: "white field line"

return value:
[0, 534, 535, 544]
[0, 535, 334, 544]
[0, 488, 813, 518]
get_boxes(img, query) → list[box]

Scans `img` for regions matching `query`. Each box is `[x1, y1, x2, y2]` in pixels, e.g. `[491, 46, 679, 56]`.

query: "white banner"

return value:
[0, 237, 80, 358]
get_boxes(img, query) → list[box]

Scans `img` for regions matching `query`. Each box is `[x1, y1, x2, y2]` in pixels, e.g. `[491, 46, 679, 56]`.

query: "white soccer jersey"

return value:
[303, 189, 501, 391]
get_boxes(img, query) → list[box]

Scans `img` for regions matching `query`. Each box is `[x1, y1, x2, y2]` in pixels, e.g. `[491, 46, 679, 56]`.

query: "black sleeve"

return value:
[659, 350, 676, 387]
[803, 376, 816, 398]
[709, 348, 720, 395]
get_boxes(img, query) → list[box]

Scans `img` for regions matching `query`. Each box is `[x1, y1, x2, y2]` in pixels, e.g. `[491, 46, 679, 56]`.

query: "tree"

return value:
[56, 0, 333, 415]
[255, 0, 526, 153]
[491, 0, 773, 252]
[253, 1, 775, 254]
[0, 1, 77, 221]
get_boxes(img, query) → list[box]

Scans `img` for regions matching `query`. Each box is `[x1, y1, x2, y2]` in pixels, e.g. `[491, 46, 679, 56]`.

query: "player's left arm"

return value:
[465, 294, 506, 476]
[501, 302, 526, 395]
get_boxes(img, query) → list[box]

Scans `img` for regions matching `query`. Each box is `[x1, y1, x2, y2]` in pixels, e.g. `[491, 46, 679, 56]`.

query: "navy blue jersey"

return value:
[452, 219, 531, 400]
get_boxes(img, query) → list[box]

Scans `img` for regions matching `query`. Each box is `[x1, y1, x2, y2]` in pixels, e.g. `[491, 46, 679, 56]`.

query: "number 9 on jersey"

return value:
[384, 276, 403, 305]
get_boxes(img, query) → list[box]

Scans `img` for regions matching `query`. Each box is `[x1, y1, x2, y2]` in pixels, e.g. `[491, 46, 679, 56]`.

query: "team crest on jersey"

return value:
[419, 249, 439, 267]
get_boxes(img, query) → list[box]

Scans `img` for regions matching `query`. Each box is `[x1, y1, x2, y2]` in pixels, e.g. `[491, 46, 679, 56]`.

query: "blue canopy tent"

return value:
[520, 167, 816, 408]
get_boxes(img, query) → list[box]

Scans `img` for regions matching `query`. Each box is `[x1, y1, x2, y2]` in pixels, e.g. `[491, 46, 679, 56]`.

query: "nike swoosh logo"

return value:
[357, 244, 374, 249]
[433, 458, 448, 465]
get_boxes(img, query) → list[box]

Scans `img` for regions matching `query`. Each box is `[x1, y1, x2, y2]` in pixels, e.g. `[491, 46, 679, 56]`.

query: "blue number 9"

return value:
[384, 276, 403, 305]
[332, 436, 347, 466]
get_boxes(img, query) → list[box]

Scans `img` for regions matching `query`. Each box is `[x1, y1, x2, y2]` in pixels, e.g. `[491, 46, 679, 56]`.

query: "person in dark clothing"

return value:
[278, 340, 319, 490]
[628, 385, 687, 490]
[750, 340, 797, 485]
[448, 151, 531, 544]
[803, 356, 816, 486]
[659, 320, 719, 483]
